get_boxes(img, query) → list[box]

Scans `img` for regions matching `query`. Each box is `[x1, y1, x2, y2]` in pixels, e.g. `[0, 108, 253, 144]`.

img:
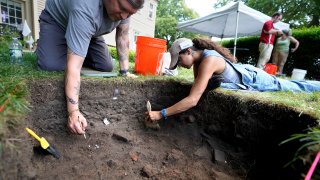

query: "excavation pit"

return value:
[2, 79, 318, 179]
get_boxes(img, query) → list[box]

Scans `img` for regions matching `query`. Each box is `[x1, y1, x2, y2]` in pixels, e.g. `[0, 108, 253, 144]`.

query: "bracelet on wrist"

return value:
[160, 109, 168, 120]
[119, 69, 129, 75]
[68, 108, 79, 116]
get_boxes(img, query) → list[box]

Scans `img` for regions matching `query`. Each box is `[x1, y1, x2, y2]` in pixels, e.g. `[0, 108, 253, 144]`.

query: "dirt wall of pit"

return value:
[1, 79, 318, 179]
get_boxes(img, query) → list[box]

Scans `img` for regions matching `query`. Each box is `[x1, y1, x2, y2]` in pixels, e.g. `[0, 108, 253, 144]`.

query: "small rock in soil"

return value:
[72, 165, 80, 174]
[98, 101, 105, 107]
[166, 149, 184, 164]
[25, 169, 37, 179]
[93, 115, 100, 119]
[213, 149, 226, 163]
[187, 115, 196, 123]
[82, 111, 91, 116]
[194, 146, 211, 158]
[144, 120, 160, 130]
[129, 151, 139, 161]
[87, 131, 92, 136]
[103, 118, 110, 125]
[112, 132, 131, 143]
[141, 164, 157, 178]
[107, 159, 117, 168]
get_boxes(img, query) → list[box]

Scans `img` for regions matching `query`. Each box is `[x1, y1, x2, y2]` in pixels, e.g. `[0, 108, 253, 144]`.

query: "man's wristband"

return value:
[68, 108, 79, 116]
[160, 109, 168, 120]
[119, 69, 129, 75]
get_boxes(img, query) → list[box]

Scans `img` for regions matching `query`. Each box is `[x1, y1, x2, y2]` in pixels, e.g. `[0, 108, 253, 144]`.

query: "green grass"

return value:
[0, 52, 63, 79]
[175, 67, 194, 82]
[218, 89, 320, 119]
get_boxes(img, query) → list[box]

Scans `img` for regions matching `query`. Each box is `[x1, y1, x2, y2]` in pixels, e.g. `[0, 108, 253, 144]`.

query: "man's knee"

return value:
[84, 48, 114, 72]
[93, 60, 114, 72]
[83, 60, 114, 72]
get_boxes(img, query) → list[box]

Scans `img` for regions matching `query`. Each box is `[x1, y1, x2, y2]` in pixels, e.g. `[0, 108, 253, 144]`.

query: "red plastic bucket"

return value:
[134, 36, 167, 75]
[263, 63, 278, 75]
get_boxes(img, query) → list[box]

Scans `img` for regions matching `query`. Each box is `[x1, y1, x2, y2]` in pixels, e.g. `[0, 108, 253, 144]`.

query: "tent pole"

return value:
[233, 6, 240, 59]
[220, 34, 223, 45]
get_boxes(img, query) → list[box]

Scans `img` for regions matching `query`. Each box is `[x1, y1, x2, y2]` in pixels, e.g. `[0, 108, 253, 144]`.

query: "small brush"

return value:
[78, 116, 86, 139]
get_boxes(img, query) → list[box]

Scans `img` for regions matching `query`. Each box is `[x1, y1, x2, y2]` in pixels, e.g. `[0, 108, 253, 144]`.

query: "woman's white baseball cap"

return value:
[169, 38, 193, 70]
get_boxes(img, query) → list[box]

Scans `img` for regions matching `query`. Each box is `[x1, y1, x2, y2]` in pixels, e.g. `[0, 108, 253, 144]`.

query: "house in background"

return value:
[0, 0, 37, 37]
[0, 0, 159, 51]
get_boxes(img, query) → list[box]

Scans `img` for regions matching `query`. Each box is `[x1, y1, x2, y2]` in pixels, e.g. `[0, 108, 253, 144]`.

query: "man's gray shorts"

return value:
[36, 10, 113, 72]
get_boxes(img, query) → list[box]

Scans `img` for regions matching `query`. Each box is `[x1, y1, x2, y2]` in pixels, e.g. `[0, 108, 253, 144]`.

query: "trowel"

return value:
[144, 100, 160, 130]
[25, 128, 61, 159]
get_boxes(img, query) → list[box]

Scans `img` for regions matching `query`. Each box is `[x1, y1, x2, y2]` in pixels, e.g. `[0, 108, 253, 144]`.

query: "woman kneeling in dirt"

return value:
[147, 38, 320, 121]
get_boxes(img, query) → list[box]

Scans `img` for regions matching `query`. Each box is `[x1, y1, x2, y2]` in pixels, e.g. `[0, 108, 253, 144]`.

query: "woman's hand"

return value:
[68, 110, 87, 135]
[146, 111, 162, 121]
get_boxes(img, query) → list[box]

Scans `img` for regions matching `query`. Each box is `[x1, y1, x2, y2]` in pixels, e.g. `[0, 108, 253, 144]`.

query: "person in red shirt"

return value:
[256, 12, 283, 69]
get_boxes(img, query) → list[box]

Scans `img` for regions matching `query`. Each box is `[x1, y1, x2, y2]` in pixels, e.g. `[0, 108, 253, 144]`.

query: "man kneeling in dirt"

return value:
[36, 0, 144, 135]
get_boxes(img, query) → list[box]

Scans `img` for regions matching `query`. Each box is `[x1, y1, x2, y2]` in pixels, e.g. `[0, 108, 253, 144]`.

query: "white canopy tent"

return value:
[178, 2, 290, 57]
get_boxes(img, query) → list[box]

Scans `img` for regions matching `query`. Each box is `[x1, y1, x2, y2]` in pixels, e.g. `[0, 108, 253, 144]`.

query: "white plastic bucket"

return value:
[291, 68, 307, 80]
[160, 52, 171, 73]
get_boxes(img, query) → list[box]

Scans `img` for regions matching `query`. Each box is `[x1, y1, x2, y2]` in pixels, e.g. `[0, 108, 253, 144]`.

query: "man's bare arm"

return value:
[264, 28, 282, 35]
[65, 49, 87, 134]
[65, 49, 83, 109]
[116, 23, 130, 71]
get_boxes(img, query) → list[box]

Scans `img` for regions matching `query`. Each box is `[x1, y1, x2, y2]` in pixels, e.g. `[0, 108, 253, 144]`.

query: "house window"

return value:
[148, 3, 153, 19]
[0, 0, 22, 28]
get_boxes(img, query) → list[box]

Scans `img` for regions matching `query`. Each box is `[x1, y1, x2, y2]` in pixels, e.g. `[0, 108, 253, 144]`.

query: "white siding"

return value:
[34, 0, 45, 40]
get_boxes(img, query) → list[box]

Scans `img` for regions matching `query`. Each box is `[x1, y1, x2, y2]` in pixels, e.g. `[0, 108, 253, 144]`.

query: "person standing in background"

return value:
[256, 12, 283, 69]
[272, 29, 299, 75]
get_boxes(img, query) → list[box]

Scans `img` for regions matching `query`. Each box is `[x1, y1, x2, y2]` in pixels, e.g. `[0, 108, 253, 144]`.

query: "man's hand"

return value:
[68, 110, 87, 135]
[123, 72, 138, 78]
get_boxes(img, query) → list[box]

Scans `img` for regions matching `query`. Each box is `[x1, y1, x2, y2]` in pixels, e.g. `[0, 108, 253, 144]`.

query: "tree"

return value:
[214, 0, 320, 27]
[155, 0, 200, 48]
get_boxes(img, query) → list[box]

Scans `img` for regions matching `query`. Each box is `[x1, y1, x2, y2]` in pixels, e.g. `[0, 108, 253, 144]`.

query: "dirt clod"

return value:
[187, 115, 196, 123]
[106, 160, 118, 168]
[112, 131, 131, 143]
[129, 151, 139, 161]
[141, 164, 158, 178]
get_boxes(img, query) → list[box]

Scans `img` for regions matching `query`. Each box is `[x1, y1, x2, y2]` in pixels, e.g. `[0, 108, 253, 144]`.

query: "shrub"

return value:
[108, 46, 136, 63]
[0, 26, 23, 62]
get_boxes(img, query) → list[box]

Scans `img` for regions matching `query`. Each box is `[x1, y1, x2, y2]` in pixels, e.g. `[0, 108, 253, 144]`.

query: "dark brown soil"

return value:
[1, 78, 318, 180]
